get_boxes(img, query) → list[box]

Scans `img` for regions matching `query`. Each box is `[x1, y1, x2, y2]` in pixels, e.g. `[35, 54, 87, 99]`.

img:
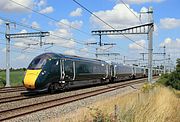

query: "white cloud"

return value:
[47, 29, 76, 48]
[13, 29, 39, 50]
[154, 24, 158, 33]
[21, 15, 31, 25]
[129, 39, 146, 50]
[16, 54, 26, 60]
[80, 47, 88, 52]
[31, 21, 40, 29]
[64, 50, 76, 55]
[1, 48, 6, 53]
[117, 0, 164, 4]
[160, 18, 180, 29]
[14, 42, 26, 47]
[90, 4, 158, 42]
[19, 29, 28, 33]
[70, 8, 82, 17]
[13, 19, 79, 52]
[90, 4, 140, 29]
[37, 0, 46, 7]
[78, 48, 90, 57]
[97, 45, 114, 52]
[159, 38, 180, 61]
[140, 7, 148, 12]
[44, 19, 84, 49]
[160, 38, 180, 48]
[58, 19, 83, 29]
[39, 6, 54, 14]
[0, 19, 4, 25]
[0, 0, 33, 12]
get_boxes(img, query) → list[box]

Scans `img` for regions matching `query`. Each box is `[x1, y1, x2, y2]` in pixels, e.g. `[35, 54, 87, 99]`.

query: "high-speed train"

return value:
[23, 53, 161, 93]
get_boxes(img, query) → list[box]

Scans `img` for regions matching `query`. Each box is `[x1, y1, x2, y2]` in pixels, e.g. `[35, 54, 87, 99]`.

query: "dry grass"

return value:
[50, 84, 180, 122]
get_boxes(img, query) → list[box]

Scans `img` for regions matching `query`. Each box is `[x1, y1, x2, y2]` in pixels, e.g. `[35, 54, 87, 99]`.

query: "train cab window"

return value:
[28, 56, 49, 69]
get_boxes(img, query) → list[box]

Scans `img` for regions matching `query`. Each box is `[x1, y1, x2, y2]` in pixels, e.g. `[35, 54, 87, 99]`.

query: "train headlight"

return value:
[41, 71, 46, 75]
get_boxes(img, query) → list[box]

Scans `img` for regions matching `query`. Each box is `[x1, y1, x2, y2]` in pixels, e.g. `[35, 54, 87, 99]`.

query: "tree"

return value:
[158, 58, 180, 90]
[176, 58, 180, 72]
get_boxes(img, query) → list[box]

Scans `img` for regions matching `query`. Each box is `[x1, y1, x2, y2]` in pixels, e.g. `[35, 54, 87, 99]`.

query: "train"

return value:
[23, 53, 162, 93]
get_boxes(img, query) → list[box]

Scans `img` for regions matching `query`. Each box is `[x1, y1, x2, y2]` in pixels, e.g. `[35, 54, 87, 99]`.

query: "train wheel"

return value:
[48, 82, 59, 94]
[100, 78, 106, 84]
[110, 77, 114, 82]
[132, 75, 135, 79]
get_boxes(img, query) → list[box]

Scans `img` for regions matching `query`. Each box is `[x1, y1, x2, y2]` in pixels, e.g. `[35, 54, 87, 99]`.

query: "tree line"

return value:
[158, 58, 180, 90]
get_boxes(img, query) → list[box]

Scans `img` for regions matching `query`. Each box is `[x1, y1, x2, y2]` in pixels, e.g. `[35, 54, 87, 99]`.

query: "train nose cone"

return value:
[23, 70, 42, 89]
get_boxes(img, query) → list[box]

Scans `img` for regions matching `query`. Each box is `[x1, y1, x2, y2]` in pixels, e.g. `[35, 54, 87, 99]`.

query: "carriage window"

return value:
[65, 60, 73, 74]
[50, 60, 59, 73]
[76, 61, 91, 73]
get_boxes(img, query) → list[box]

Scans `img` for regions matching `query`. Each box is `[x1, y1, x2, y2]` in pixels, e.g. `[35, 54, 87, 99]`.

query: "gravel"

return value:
[0, 92, 22, 99]
[3, 82, 144, 122]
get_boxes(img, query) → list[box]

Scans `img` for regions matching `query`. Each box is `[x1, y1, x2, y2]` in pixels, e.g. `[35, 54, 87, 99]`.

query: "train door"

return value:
[145, 68, 148, 76]
[64, 59, 75, 81]
[113, 65, 116, 77]
[105, 64, 110, 78]
[110, 65, 114, 77]
[132, 66, 136, 78]
[60, 59, 65, 80]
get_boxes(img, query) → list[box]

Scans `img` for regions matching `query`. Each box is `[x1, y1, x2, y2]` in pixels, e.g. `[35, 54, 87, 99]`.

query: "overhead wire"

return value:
[0, 17, 97, 53]
[0, 19, 143, 65]
[120, 0, 142, 24]
[7, 0, 147, 58]
[0, 27, 97, 55]
[0, 17, 87, 46]
[72, 0, 147, 50]
[0, 0, 99, 53]
[72, 0, 147, 65]
[8, 0, 91, 37]
[5, 0, 148, 63]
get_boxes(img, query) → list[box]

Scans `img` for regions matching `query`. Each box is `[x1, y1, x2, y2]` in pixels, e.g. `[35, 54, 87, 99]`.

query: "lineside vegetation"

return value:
[0, 69, 25, 87]
[158, 58, 180, 90]
[57, 85, 180, 122]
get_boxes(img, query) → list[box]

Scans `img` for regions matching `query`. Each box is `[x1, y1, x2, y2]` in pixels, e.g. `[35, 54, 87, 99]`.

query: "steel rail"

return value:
[0, 79, 145, 121]
[0, 88, 26, 93]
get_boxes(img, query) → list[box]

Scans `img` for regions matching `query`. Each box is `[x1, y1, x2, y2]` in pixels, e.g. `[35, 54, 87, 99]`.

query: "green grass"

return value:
[0, 70, 25, 87]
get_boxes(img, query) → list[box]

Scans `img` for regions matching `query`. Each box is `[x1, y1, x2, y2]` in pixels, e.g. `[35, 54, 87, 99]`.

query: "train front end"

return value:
[23, 54, 51, 91]
[24, 69, 42, 89]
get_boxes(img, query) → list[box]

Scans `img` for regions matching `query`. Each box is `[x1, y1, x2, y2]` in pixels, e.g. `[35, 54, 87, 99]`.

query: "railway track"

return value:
[0, 77, 147, 104]
[0, 78, 145, 121]
[0, 86, 25, 93]
[0, 93, 41, 104]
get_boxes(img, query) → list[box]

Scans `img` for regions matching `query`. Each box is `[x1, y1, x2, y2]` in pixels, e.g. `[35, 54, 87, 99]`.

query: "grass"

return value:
[55, 84, 180, 122]
[0, 70, 25, 87]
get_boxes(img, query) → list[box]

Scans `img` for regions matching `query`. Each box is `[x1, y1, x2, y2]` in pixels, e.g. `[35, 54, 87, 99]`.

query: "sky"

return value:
[0, 0, 180, 69]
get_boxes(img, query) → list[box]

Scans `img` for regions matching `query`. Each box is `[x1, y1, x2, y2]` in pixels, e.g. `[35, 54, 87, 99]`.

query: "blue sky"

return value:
[0, 0, 180, 69]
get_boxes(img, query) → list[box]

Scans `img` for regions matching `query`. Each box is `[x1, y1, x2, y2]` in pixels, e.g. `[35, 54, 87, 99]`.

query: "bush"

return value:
[158, 73, 170, 85]
[166, 71, 180, 90]
[157, 58, 180, 90]
[0, 77, 6, 86]
[158, 71, 180, 90]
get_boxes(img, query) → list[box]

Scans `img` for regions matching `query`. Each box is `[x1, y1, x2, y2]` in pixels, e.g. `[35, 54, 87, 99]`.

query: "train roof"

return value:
[37, 52, 107, 64]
